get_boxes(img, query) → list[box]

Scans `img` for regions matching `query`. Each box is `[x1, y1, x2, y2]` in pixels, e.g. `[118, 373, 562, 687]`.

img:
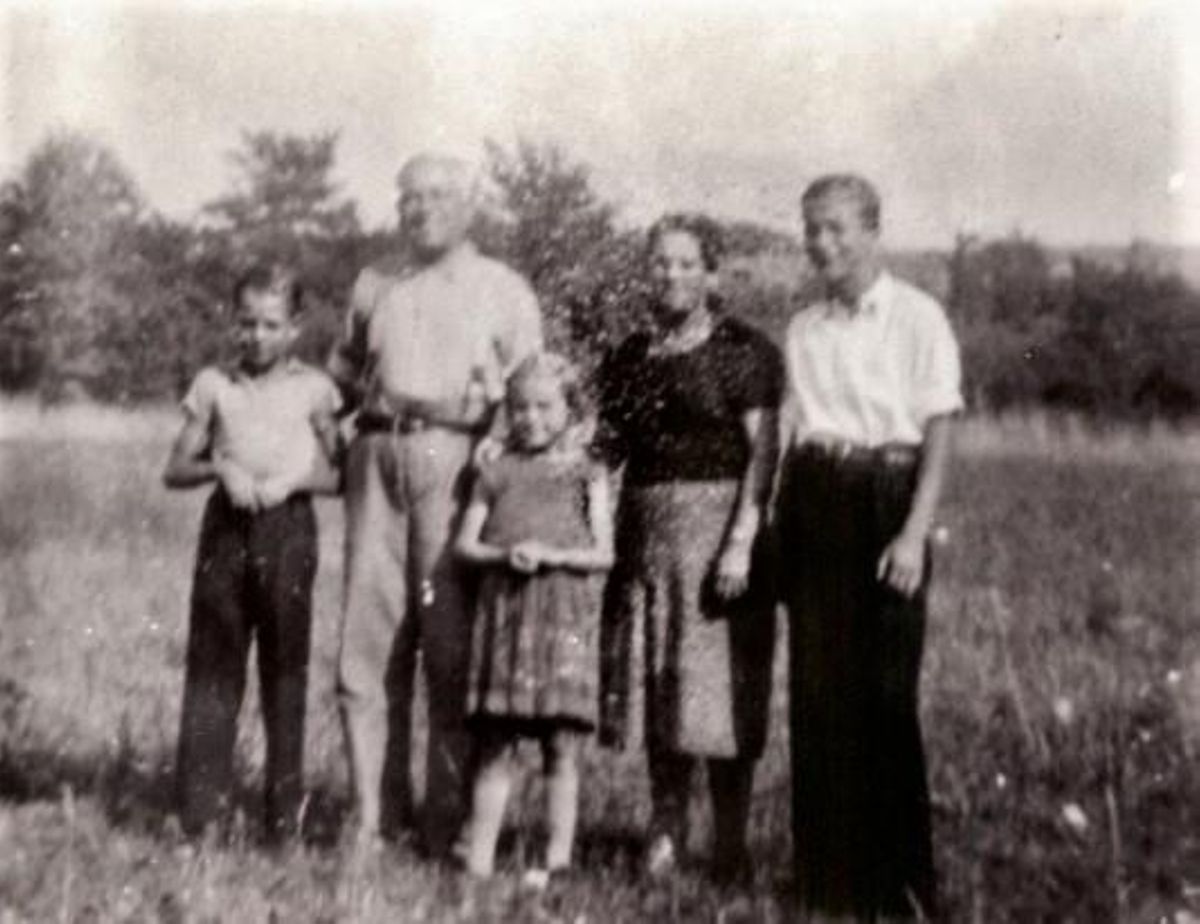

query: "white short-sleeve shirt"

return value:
[182, 359, 341, 482]
[784, 271, 963, 447]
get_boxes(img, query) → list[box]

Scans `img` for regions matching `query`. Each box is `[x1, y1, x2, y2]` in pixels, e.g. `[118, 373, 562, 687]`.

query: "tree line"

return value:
[1, 130, 1197, 421]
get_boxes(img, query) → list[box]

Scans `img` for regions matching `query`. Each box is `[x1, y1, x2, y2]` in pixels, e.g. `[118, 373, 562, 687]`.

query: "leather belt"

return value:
[794, 436, 919, 468]
[356, 409, 482, 437]
[357, 410, 436, 436]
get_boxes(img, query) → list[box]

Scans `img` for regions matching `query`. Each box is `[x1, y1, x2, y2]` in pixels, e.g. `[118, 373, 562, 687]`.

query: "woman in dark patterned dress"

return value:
[596, 213, 783, 883]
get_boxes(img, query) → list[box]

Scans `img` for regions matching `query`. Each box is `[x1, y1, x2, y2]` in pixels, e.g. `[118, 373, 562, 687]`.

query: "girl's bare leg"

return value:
[542, 729, 581, 871]
[463, 728, 516, 877]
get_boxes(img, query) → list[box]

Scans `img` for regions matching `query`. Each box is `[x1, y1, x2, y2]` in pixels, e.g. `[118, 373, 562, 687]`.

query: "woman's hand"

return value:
[714, 541, 752, 600]
[877, 529, 926, 597]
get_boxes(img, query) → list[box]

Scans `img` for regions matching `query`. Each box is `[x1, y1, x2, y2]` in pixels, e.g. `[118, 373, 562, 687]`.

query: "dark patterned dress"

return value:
[466, 452, 604, 731]
[595, 313, 784, 759]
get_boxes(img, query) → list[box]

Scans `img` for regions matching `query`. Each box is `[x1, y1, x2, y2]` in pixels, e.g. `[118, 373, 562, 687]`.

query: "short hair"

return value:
[647, 212, 725, 272]
[232, 264, 303, 318]
[801, 174, 882, 232]
[506, 351, 591, 427]
[397, 152, 477, 199]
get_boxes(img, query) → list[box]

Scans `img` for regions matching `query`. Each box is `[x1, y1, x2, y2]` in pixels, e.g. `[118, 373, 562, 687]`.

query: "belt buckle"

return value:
[391, 411, 427, 435]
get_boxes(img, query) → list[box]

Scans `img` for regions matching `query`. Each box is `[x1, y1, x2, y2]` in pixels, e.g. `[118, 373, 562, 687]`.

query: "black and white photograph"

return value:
[1, 0, 1197, 920]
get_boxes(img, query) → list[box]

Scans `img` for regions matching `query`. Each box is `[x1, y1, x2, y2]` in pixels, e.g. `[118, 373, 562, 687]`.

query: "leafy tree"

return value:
[0, 181, 40, 389]
[2, 133, 148, 399]
[477, 139, 645, 363]
[203, 130, 359, 256]
[201, 130, 366, 368]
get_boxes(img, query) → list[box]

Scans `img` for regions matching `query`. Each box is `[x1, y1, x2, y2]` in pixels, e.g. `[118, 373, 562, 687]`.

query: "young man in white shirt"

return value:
[778, 174, 962, 923]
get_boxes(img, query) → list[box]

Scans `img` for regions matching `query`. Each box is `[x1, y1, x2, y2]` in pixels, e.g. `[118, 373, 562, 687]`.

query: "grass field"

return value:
[1, 401, 1198, 922]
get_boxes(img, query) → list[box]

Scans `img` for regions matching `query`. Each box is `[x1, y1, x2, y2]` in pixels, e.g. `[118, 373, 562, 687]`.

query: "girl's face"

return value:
[508, 374, 571, 452]
[648, 229, 715, 322]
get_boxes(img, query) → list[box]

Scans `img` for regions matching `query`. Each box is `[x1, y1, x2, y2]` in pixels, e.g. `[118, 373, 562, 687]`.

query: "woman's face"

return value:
[649, 229, 714, 322]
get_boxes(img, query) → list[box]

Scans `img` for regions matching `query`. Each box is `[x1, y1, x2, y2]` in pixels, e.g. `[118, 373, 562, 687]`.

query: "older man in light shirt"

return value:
[778, 174, 962, 923]
[328, 153, 542, 856]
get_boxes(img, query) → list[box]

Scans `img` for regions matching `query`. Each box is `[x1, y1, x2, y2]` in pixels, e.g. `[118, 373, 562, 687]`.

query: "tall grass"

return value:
[1, 403, 1197, 921]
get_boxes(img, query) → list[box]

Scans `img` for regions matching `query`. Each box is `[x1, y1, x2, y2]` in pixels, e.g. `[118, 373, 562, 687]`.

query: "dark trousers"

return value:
[176, 490, 317, 842]
[778, 447, 936, 921]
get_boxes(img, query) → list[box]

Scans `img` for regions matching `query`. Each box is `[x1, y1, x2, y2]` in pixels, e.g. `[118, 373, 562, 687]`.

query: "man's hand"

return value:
[714, 541, 752, 601]
[217, 459, 259, 511]
[473, 436, 504, 469]
[877, 530, 926, 598]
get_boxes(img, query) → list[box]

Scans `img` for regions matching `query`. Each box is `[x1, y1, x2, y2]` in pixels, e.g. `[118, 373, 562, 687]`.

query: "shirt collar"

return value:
[227, 356, 302, 383]
[823, 270, 893, 320]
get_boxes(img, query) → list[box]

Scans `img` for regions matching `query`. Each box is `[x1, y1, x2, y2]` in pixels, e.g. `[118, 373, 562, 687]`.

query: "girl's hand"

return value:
[509, 541, 559, 574]
[877, 530, 926, 597]
[217, 459, 259, 511]
[714, 541, 752, 600]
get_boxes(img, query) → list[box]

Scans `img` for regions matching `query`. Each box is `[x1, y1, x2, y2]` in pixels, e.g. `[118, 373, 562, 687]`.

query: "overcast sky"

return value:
[2, 0, 1196, 247]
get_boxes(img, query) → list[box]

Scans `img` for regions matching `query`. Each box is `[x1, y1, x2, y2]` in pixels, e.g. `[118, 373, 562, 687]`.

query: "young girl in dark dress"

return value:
[455, 352, 614, 886]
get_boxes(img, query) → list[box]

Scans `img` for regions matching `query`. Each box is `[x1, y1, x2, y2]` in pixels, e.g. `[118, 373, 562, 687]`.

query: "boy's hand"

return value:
[877, 530, 926, 598]
[217, 459, 259, 511]
[714, 541, 752, 600]
[254, 476, 294, 509]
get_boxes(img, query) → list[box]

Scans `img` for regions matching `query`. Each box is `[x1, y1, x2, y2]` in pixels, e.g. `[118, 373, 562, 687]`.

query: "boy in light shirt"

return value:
[163, 265, 341, 844]
[779, 174, 962, 922]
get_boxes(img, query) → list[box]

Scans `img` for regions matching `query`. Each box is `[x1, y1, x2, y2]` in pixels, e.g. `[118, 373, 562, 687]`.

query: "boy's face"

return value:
[802, 191, 879, 288]
[234, 289, 296, 374]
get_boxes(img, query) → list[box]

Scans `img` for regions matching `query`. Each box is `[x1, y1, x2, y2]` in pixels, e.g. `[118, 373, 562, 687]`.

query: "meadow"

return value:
[1, 401, 1198, 923]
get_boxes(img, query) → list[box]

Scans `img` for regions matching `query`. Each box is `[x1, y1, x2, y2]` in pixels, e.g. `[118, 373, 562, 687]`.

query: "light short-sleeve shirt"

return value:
[328, 242, 543, 413]
[182, 359, 341, 482]
[784, 271, 963, 447]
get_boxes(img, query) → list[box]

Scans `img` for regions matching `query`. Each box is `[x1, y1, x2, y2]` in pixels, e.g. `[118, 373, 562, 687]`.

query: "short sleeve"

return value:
[591, 339, 637, 467]
[910, 301, 964, 424]
[180, 367, 222, 429]
[495, 273, 544, 396]
[327, 267, 381, 391]
[309, 370, 343, 418]
[473, 458, 507, 505]
[726, 324, 785, 412]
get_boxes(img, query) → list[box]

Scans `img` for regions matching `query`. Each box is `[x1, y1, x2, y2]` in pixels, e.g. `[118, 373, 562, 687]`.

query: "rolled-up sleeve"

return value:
[910, 302, 964, 425]
[485, 274, 543, 402]
[181, 367, 220, 427]
[505, 277, 543, 371]
[327, 268, 379, 402]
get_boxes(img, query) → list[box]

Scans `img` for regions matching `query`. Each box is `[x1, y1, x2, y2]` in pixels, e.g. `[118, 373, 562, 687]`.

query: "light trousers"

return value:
[337, 428, 473, 854]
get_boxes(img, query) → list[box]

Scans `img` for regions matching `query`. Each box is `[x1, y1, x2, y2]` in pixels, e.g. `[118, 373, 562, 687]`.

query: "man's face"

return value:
[234, 289, 296, 374]
[802, 191, 879, 287]
[397, 160, 472, 258]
